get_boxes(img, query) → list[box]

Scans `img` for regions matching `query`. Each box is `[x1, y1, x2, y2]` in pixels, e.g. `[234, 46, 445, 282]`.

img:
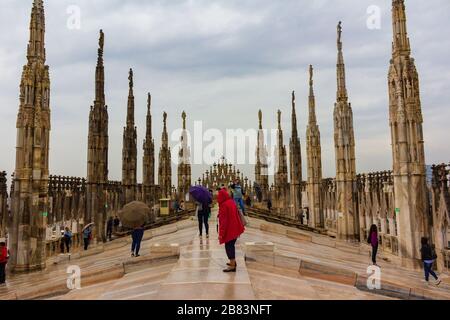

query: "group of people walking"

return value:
[367, 224, 441, 286]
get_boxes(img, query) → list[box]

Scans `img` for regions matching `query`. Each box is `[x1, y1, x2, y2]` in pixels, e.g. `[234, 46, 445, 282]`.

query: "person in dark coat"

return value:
[63, 227, 72, 253]
[113, 216, 120, 233]
[106, 216, 114, 241]
[267, 199, 272, 212]
[367, 224, 379, 266]
[131, 225, 145, 257]
[196, 201, 210, 239]
[83, 226, 92, 251]
[0, 240, 9, 285]
[420, 237, 441, 285]
[218, 188, 245, 273]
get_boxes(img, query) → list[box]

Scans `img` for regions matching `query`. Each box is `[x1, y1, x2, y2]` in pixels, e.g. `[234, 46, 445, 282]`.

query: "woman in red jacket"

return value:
[0, 239, 8, 285]
[217, 188, 245, 272]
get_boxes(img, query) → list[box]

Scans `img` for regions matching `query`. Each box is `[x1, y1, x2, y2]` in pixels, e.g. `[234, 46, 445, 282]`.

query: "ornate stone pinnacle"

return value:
[147, 93, 151, 110]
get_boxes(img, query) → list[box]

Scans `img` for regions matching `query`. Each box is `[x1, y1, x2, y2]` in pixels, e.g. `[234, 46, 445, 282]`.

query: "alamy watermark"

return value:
[366, 265, 381, 290]
[67, 265, 81, 290]
[67, 5, 81, 30]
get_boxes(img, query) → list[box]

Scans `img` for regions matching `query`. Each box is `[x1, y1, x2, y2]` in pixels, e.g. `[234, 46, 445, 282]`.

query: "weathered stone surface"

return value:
[299, 259, 357, 286]
[149, 243, 180, 256]
[286, 230, 312, 242]
[311, 236, 336, 248]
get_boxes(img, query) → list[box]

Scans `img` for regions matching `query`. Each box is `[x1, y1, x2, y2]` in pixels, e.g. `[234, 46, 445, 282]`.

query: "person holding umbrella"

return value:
[118, 201, 151, 258]
[131, 225, 145, 257]
[190, 186, 213, 239]
[82, 223, 94, 251]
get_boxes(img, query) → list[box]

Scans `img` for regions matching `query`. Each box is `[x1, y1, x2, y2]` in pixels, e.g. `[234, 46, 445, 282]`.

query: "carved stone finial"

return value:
[147, 93, 151, 110]
[309, 65, 314, 83]
[163, 112, 167, 125]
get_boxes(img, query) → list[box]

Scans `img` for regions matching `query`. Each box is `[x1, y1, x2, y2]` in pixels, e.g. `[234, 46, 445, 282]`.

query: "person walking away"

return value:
[0, 239, 8, 285]
[196, 201, 210, 238]
[367, 224, 379, 266]
[60, 230, 66, 253]
[267, 199, 272, 212]
[218, 188, 245, 273]
[231, 179, 246, 215]
[63, 227, 72, 253]
[83, 226, 92, 251]
[106, 216, 114, 241]
[421, 237, 441, 286]
[131, 225, 145, 257]
[113, 216, 120, 233]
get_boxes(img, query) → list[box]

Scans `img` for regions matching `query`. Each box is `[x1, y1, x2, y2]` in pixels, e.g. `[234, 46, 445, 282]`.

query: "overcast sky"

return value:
[0, 0, 449, 186]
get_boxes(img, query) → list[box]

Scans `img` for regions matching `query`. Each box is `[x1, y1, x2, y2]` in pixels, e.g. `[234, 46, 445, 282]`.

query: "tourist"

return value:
[179, 200, 185, 211]
[106, 216, 114, 241]
[83, 226, 92, 251]
[131, 225, 145, 257]
[245, 194, 252, 208]
[367, 224, 379, 266]
[217, 188, 245, 273]
[113, 216, 120, 233]
[231, 179, 245, 214]
[63, 227, 72, 253]
[196, 201, 210, 239]
[420, 237, 441, 286]
[0, 239, 8, 285]
[60, 230, 66, 253]
[267, 199, 272, 212]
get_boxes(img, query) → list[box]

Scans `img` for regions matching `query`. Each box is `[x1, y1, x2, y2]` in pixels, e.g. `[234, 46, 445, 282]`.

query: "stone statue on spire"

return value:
[99, 29, 104, 51]
[337, 21, 342, 44]
[277, 109, 282, 129]
[258, 109, 263, 129]
[128, 68, 133, 88]
[182, 111, 187, 129]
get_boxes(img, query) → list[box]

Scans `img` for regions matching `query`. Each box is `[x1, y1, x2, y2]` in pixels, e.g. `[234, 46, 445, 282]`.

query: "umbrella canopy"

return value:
[82, 222, 94, 232]
[189, 186, 212, 206]
[119, 201, 150, 229]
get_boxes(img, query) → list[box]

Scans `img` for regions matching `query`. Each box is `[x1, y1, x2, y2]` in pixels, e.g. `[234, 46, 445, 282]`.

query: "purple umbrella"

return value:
[189, 186, 212, 206]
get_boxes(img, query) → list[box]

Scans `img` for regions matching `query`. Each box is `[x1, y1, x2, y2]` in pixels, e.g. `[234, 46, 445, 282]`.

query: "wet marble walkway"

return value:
[154, 214, 255, 300]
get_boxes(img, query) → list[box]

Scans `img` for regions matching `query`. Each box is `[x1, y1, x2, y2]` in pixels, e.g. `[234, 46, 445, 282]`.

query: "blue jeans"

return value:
[131, 233, 143, 255]
[234, 198, 245, 214]
[424, 262, 438, 281]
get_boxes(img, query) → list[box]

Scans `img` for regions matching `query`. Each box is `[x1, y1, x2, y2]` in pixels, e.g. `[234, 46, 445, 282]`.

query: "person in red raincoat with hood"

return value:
[217, 188, 245, 272]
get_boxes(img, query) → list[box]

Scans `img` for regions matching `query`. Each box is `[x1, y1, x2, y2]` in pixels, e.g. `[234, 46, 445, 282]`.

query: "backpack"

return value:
[233, 185, 243, 199]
